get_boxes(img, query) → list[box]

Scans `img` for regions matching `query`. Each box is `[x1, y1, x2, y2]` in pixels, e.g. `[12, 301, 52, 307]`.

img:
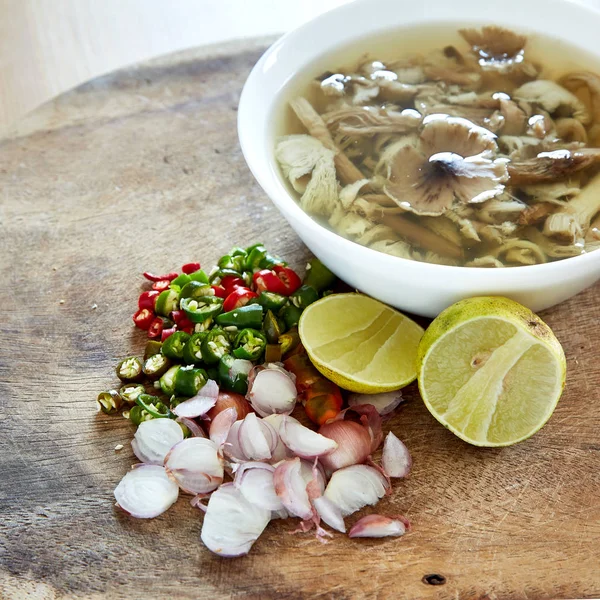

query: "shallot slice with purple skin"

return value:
[114, 464, 179, 519]
[279, 416, 338, 459]
[247, 365, 297, 417]
[348, 514, 410, 538]
[223, 420, 246, 462]
[262, 414, 294, 463]
[302, 459, 338, 539]
[131, 418, 184, 465]
[323, 464, 390, 517]
[172, 379, 219, 418]
[347, 391, 404, 416]
[382, 431, 412, 478]
[273, 457, 313, 520]
[238, 412, 277, 461]
[176, 417, 206, 438]
[234, 462, 285, 512]
[318, 420, 372, 472]
[347, 404, 384, 452]
[313, 496, 346, 533]
[200, 483, 271, 557]
[164, 437, 223, 495]
[209, 407, 238, 447]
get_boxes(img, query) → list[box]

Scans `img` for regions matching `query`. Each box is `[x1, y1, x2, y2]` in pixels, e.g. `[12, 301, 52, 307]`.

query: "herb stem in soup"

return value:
[274, 25, 600, 267]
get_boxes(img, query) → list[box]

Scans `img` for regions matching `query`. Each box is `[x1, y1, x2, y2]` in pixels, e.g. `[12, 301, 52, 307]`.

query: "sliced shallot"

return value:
[114, 464, 179, 519]
[238, 412, 277, 461]
[382, 431, 412, 478]
[273, 457, 313, 520]
[234, 462, 285, 512]
[347, 391, 404, 416]
[200, 483, 271, 557]
[347, 404, 383, 452]
[324, 465, 390, 517]
[205, 391, 252, 421]
[172, 379, 219, 418]
[348, 514, 410, 538]
[131, 418, 184, 465]
[263, 413, 294, 463]
[247, 365, 297, 417]
[176, 416, 206, 438]
[223, 420, 246, 462]
[279, 416, 338, 459]
[318, 420, 372, 472]
[209, 407, 238, 447]
[313, 496, 346, 533]
[164, 437, 223, 494]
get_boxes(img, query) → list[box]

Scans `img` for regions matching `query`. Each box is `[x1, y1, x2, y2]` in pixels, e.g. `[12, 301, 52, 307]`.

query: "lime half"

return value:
[298, 293, 424, 393]
[417, 296, 566, 447]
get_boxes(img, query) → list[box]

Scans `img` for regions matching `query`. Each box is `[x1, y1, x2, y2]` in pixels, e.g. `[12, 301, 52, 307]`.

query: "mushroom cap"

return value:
[383, 115, 508, 216]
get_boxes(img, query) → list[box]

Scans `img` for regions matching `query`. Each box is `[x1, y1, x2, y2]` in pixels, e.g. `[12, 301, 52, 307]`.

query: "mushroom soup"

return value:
[274, 25, 600, 267]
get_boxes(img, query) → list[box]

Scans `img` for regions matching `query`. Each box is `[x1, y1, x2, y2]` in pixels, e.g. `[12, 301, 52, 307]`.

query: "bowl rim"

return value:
[238, 0, 600, 280]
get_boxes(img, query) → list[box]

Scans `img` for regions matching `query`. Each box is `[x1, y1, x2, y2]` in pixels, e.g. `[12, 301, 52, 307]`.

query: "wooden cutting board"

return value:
[1, 38, 599, 600]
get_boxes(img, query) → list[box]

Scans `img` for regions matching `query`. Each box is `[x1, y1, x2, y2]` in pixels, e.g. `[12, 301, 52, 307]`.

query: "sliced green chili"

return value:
[115, 356, 144, 382]
[218, 254, 246, 273]
[233, 328, 267, 360]
[97, 390, 122, 414]
[129, 405, 153, 426]
[188, 269, 210, 284]
[303, 258, 336, 292]
[170, 273, 192, 290]
[257, 291, 288, 312]
[135, 394, 171, 419]
[180, 296, 223, 323]
[161, 331, 191, 360]
[280, 304, 303, 329]
[263, 309, 283, 344]
[182, 331, 208, 364]
[216, 303, 263, 329]
[259, 253, 284, 269]
[278, 327, 300, 357]
[245, 244, 267, 271]
[155, 289, 179, 316]
[159, 365, 181, 395]
[143, 353, 172, 379]
[119, 383, 146, 405]
[230, 246, 247, 257]
[180, 280, 213, 300]
[174, 366, 208, 396]
[201, 328, 231, 365]
[143, 340, 163, 360]
[218, 354, 252, 394]
[290, 284, 319, 309]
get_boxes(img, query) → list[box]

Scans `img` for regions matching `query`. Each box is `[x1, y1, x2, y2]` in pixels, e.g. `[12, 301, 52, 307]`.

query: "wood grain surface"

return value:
[1, 39, 599, 600]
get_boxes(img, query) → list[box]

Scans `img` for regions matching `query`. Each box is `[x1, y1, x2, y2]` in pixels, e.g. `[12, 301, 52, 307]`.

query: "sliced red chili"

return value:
[181, 262, 201, 274]
[147, 317, 165, 339]
[138, 290, 159, 311]
[211, 284, 227, 298]
[223, 287, 259, 312]
[161, 326, 178, 342]
[181, 325, 195, 335]
[143, 271, 178, 282]
[133, 308, 154, 330]
[253, 269, 287, 295]
[273, 265, 302, 295]
[220, 275, 245, 292]
[171, 310, 194, 330]
[152, 279, 171, 292]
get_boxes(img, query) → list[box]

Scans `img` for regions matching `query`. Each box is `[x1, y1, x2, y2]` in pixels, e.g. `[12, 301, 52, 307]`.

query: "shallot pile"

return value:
[114, 363, 412, 556]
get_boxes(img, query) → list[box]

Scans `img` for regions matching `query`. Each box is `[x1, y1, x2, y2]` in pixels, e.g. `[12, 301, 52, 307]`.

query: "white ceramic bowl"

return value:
[238, 0, 600, 317]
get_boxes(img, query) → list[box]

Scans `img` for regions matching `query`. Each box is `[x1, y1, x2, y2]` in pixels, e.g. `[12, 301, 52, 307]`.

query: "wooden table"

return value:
[1, 39, 599, 600]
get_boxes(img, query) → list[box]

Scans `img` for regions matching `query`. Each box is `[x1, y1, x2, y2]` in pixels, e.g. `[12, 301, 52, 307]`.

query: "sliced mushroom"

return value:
[459, 26, 526, 71]
[466, 255, 504, 267]
[322, 105, 422, 136]
[491, 239, 547, 265]
[423, 49, 481, 88]
[513, 80, 589, 124]
[275, 135, 339, 217]
[507, 148, 600, 185]
[543, 212, 583, 244]
[559, 72, 600, 124]
[525, 227, 585, 258]
[290, 97, 366, 186]
[555, 118, 588, 144]
[522, 181, 580, 201]
[499, 98, 527, 135]
[517, 202, 557, 226]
